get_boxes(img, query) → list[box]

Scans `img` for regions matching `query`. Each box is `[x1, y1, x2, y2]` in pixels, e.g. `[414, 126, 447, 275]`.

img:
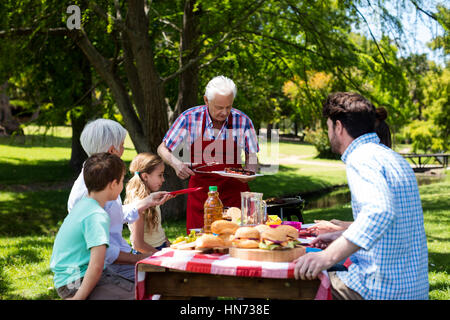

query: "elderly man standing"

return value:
[294, 92, 429, 300]
[158, 76, 259, 233]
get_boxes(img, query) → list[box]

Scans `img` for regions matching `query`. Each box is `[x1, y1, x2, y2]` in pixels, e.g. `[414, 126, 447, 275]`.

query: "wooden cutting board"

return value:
[170, 246, 229, 254]
[229, 246, 306, 262]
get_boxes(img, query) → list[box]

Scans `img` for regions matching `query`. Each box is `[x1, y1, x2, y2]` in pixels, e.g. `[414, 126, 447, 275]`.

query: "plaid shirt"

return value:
[338, 133, 429, 300]
[163, 105, 259, 154]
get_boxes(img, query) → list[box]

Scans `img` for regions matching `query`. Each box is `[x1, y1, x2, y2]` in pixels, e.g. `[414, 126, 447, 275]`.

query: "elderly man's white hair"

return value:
[204, 75, 237, 102]
[80, 119, 128, 156]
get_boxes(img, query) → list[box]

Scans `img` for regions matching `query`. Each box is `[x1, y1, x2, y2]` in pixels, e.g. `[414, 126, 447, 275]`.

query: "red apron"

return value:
[186, 110, 250, 233]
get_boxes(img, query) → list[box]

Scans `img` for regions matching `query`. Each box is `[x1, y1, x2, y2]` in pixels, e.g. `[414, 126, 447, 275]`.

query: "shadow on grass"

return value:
[0, 134, 72, 148]
[428, 251, 450, 296]
[0, 190, 70, 237]
[0, 161, 76, 186]
[0, 134, 135, 151]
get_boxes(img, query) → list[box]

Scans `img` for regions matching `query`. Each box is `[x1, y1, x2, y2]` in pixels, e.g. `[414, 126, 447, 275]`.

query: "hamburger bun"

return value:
[218, 233, 234, 247]
[276, 225, 299, 240]
[234, 227, 260, 240]
[232, 227, 261, 248]
[260, 228, 287, 243]
[195, 234, 225, 249]
[234, 239, 260, 249]
[211, 220, 239, 235]
[254, 224, 271, 234]
[227, 207, 242, 223]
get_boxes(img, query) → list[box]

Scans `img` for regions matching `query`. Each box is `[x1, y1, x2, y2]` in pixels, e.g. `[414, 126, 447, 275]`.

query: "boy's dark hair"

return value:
[83, 153, 126, 193]
[322, 92, 376, 139]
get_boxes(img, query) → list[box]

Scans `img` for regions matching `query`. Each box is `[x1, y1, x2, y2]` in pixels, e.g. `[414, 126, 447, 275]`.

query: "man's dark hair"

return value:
[322, 92, 376, 139]
[375, 107, 392, 148]
[83, 153, 126, 193]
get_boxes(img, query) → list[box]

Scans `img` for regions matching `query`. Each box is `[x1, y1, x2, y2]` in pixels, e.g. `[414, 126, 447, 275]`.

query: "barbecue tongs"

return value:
[188, 162, 220, 174]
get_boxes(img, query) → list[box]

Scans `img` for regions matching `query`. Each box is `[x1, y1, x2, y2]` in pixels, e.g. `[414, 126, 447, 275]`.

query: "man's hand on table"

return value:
[294, 251, 334, 281]
[294, 231, 343, 280]
[294, 231, 360, 281]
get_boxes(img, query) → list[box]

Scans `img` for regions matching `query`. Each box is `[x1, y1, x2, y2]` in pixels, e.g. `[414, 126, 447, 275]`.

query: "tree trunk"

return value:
[170, 0, 201, 124]
[125, 1, 188, 219]
[0, 82, 21, 135]
[160, 166, 189, 221]
[69, 2, 188, 219]
[161, 0, 202, 219]
[69, 113, 88, 176]
[69, 51, 100, 176]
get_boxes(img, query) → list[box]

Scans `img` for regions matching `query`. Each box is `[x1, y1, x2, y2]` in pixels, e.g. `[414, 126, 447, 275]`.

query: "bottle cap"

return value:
[209, 186, 218, 192]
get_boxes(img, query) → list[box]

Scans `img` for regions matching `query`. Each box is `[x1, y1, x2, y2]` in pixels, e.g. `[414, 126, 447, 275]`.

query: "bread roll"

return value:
[195, 234, 225, 249]
[227, 207, 242, 223]
[211, 220, 239, 235]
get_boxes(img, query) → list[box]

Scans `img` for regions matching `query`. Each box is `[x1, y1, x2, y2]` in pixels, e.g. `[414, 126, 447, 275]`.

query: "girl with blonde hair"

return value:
[125, 153, 173, 254]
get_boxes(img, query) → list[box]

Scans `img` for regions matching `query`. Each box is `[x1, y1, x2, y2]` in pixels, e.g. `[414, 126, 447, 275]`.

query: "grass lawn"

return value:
[0, 126, 448, 300]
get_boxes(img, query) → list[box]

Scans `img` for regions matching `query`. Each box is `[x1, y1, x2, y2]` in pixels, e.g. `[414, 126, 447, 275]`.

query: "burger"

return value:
[195, 234, 225, 249]
[275, 225, 299, 242]
[259, 227, 299, 250]
[211, 220, 239, 246]
[259, 228, 286, 250]
[232, 227, 260, 249]
[254, 224, 271, 234]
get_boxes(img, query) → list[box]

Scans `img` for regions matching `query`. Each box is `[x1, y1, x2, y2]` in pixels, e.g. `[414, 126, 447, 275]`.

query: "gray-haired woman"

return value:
[67, 118, 171, 283]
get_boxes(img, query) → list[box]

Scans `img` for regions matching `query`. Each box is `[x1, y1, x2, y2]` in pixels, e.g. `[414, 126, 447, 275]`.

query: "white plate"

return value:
[211, 171, 264, 179]
[301, 223, 316, 229]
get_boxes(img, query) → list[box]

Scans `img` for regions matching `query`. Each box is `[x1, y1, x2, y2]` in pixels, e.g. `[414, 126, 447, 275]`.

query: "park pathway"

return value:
[277, 153, 345, 168]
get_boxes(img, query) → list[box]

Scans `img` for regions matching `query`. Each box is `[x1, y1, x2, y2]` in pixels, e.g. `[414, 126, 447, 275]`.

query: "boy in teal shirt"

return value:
[50, 152, 132, 300]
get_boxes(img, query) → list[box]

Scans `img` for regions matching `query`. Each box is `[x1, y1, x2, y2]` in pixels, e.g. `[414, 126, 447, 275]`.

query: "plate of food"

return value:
[170, 221, 240, 253]
[211, 167, 263, 179]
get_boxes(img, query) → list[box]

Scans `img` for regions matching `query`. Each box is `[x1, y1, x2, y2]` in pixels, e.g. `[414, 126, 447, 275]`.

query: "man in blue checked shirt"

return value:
[294, 92, 429, 300]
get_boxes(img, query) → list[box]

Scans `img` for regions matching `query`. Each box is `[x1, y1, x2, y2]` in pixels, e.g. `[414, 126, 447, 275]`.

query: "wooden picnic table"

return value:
[137, 263, 321, 300]
[135, 248, 326, 300]
[400, 153, 449, 170]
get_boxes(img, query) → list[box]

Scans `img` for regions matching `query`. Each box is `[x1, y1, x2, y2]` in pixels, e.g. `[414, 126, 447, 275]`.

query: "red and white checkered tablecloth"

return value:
[135, 247, 332, 300]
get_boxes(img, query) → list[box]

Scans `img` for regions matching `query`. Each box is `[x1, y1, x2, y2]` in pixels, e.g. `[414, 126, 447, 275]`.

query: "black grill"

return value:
[265, 196, 305, 222]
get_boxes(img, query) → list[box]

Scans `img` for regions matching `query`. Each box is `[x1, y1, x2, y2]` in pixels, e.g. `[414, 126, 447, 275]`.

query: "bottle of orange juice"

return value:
[203, 186, 224, 234]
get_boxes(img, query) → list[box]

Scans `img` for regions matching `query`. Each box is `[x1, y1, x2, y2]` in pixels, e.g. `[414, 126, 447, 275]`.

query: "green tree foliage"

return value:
[404, 63, 449, 152]
[0, 0, 448, 205]
[427, 5, 450, 56]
